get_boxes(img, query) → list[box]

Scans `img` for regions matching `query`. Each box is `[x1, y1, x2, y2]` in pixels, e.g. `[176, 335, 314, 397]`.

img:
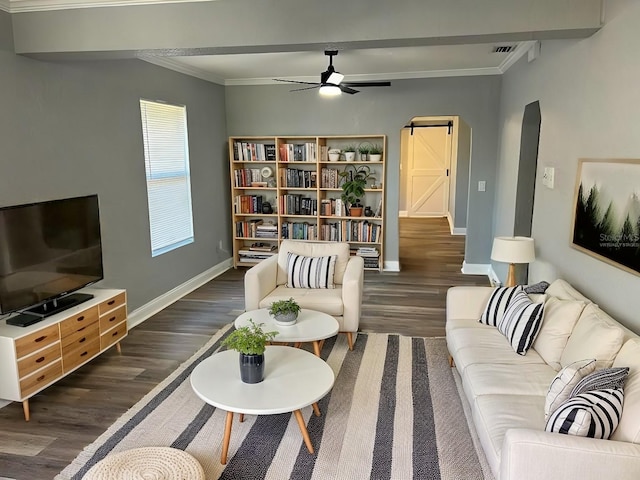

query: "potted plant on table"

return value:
[268, 298, 301, 326]
[222, 319, 278, 384]
[339, 164, 375, 217]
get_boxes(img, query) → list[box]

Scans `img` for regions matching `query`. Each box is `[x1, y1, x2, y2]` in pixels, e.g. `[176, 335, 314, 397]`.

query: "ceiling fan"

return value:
[273, 50, 391, 95]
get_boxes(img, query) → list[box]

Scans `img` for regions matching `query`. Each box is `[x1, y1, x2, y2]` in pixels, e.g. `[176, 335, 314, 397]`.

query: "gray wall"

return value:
[0, 47, 230, 311]
[0, 11, 13, 52]
[455, 118, 472, 229]
[225, 76, 501, 265]
[494, 0, 640, 331]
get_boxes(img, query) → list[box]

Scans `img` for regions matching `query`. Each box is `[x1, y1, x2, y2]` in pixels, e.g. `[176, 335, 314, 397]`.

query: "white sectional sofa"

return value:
[446, 279, 640, 480]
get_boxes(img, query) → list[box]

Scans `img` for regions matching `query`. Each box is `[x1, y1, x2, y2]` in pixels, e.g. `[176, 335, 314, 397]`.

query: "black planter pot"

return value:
[239, 353, 265, 384]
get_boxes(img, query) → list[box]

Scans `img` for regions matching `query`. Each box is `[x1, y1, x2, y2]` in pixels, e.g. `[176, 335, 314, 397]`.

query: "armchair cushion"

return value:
[286, 253, 337, 289]
[258, 285, 344, 316]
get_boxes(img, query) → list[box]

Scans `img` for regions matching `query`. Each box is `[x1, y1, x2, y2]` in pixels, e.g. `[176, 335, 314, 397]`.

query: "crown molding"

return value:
[0, 1, 10, 12]
[7, 0, 213, 13]
[139, 55, 226, 85]
[498, 41, 537, 73]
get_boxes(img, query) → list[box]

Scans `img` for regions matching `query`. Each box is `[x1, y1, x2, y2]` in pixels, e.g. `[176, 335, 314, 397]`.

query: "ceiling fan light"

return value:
[319, 84, 342, 97]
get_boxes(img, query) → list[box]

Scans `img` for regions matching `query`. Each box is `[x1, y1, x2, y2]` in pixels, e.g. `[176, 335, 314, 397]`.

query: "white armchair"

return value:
[244, 240, 364, 350]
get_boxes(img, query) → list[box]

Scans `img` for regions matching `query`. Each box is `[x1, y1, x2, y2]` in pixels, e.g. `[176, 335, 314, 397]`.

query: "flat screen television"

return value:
[0, 194, 104, 326]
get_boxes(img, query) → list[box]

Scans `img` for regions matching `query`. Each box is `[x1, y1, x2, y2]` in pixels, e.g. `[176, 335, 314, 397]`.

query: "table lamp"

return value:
[491, 236, 535, 287]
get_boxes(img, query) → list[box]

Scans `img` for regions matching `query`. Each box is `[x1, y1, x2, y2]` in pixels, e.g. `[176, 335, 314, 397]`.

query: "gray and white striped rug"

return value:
[57, 325, 492, 480]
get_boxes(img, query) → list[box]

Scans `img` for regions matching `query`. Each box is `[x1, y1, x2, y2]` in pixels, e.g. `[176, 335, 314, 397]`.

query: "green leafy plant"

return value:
[369, 144, 383, 154]
[222, 319, 278, 355]
[357, 144, 370, 155]
[343, 144, 356, 153]
[268, 297, 301, 316]
[339, 164, 375, 206]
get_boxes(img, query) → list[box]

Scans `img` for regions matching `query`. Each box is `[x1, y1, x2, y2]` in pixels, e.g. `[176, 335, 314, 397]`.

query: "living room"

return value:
[1, 0, 640, 477]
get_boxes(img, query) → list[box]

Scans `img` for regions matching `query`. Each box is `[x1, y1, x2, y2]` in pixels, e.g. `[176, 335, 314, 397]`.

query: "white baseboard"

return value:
[399, 210, 408, 217]
[127, 258, 234, 329]
[487, 266, 501, 286]
[452, 227, 466, 235]
[461, 261, 491, 276]
[383, 261, 401, 272]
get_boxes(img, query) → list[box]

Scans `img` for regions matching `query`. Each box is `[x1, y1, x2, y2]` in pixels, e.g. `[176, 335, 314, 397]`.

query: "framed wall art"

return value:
[571, 158, 640, 276]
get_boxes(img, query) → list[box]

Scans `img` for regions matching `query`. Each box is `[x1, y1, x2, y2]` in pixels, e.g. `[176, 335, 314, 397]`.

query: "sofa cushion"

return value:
[545, 389, 624, 439]
[612, 338, 640, 444]
[276, 241, 350, 286]
[258, 285, 343, 316]
[545, 279, 593, 303]
[533, 297, 586, 370]
[462, 363, 557, 402]
[545, 359, 596, 420]
[286, 252, 336, 289]
[560, 304, 625, 369]
[446, 326, 506, 355]
[479, 286, 523, 327]
[497, 291, 545, 355]
[571, 367, 630, 397]
[454, 345, 546, 375]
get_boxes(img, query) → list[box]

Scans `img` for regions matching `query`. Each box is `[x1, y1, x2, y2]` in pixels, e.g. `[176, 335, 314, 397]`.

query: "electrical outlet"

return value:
[478, 181, 486, 192]
[218, 240, 223, 250]
[543, 167, 555, 189]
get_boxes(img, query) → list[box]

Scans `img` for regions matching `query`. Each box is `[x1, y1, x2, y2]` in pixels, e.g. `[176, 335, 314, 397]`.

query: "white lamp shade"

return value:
[319, 84, 342, 96]
[491, 236, 535, 264]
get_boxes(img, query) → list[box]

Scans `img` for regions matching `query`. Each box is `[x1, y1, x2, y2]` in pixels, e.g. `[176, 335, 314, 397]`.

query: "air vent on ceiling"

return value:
[493, 45, 516, 53]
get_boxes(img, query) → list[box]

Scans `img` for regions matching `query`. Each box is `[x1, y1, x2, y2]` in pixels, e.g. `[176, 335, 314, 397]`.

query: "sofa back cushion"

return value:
[277, 240, 350, 286]
[611, 338, 640, 444]
[560, 304, 625, 369]
[533, 297, 586, 371]
[545, 279, 593, 303]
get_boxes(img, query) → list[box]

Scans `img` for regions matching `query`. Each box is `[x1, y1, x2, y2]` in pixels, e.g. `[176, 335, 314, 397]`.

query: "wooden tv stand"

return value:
[0, 288, 127, 421]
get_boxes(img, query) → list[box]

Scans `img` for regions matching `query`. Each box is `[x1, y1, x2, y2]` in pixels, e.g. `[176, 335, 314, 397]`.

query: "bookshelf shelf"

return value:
[229, 135, 386, 270]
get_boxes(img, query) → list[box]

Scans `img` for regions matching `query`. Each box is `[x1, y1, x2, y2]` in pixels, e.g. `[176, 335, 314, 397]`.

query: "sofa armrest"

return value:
[244, 255, 278, 311]
[341, 255, 364, 332]
[501, 428, 640, 480]
[446, 286, 494, 321]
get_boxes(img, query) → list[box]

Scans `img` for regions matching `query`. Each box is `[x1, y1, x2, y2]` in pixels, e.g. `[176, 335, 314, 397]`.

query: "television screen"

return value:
[0, 195, 104, 314]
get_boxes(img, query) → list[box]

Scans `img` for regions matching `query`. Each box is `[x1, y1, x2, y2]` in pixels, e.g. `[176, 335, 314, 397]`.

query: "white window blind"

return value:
[140, 99, 194, 257]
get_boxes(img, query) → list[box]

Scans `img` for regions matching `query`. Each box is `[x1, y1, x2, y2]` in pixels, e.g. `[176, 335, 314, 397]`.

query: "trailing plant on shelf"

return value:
[339, 164, 375, 214]
[222, 319, 278, 356]
[268, 297, 301, 325]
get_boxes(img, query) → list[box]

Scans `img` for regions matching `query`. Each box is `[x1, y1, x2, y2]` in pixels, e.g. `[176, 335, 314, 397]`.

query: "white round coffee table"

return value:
[190, 346, 334, 464]
[235, 308, 339, 356]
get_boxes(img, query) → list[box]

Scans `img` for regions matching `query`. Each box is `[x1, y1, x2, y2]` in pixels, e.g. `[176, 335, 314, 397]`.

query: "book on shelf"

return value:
[249, 242, 276, 252]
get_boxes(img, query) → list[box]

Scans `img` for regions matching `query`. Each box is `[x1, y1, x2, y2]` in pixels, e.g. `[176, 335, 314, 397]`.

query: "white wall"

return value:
[495, 0, 640, 331]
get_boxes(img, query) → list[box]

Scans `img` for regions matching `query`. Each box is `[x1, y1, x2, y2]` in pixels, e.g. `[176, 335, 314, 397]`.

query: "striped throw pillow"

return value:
[570, 367, 629, 397]
[545, 389, 624, 439]
[479, 286, 523, 327]
[545, 359, 597, 420]
[497, 290, 545, 355]
[286, 253, 337, 289]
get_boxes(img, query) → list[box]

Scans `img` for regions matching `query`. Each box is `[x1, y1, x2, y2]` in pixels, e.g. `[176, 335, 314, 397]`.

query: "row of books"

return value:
[255, 223, 278, 238]
[234, 194, 264, 214]
[233, 168, 262, 187]
[319, 220, 382, 243]
[278, 195, 317, 216]
[320, 168, 343, 189]
[233, 142, 277, 162]
[320, 198, 346, 217]
[281, 222, 318, 240]
[279, 168, 317, 188]
[279, 143, 317, 162]
[238, 248, 277, 263]
[235, 219, 263, 238]
[354, 247, 380, 269]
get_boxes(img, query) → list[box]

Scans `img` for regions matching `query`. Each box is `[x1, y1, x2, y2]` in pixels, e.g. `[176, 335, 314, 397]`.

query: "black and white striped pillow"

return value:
[479, 286, 523, 327]
[545, 389, 624, 439]
[286, 253, 337, 289]
[497, 290, 545, 355]
[570, 367, 629, 397]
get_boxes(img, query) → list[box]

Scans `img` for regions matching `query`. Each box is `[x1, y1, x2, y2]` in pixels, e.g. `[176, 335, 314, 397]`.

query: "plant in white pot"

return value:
[328, 149, 341, 162]
[339, 164, 375, 217]
[221, 319, 278, 383]
[369, 144, 383, 162]
[343, 145, 356, 162]
[268, 298, 301, 326]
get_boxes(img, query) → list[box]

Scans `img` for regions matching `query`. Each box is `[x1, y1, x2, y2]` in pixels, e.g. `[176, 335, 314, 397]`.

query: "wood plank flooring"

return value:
[0, 217, 487, 479]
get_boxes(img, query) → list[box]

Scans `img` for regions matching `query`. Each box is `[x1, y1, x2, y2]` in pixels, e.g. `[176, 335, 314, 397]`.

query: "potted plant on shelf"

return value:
[328, 148, 341, 162]
[368, 144, 383, 162]
[343, 145, 356, 162]
[339, 164, 375, 217]
[357, 144, 370, 162]
[268, 297, 301, 326]
[221, 319, 278, 384]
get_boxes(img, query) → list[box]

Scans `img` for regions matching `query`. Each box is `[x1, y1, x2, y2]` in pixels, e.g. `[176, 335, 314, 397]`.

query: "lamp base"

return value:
[506, 263, 517, 287]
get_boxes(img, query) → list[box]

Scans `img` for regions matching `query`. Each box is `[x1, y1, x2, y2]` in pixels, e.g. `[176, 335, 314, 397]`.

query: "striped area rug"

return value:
[57, 326, 492, 480]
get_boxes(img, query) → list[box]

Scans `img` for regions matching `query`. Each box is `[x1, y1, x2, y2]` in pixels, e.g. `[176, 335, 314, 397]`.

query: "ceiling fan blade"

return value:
[290, 85, 321, 92]
[343, 81, 392, 87]
[274, 79, 321, 86]
[339, 85, 359, 95]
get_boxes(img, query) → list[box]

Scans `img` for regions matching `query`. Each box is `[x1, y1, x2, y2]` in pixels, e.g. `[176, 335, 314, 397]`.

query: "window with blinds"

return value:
[139, 99, 194, 257]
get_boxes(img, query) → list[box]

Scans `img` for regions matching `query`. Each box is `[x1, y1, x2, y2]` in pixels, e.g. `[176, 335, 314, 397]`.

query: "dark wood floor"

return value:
[0, 217, 487, 480]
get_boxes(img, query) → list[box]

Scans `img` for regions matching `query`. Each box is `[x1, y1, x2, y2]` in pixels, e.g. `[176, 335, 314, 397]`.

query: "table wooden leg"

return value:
[294, 342, 302, 349]
[239, 413, 245, 422]
[22, 399, 30, 422]
[221, 411, 234, 464]
[294, 409, 314, 454]
[312, 341, 321, 357]
[312, 402, 321, 417]
[116, 342, 122, 354]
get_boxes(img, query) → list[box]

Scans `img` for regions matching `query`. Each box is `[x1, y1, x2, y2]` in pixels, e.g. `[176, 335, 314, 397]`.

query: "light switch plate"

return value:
[543, 167, 555, 188]
[478, 180, 486, 192]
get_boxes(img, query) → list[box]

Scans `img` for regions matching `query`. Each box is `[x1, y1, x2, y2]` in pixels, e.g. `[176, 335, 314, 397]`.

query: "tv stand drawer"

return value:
[20, 360, 63, 398]
[59, 306, 99, 337]
[15, 324, 60, 359]
[17, 343, 62, 378]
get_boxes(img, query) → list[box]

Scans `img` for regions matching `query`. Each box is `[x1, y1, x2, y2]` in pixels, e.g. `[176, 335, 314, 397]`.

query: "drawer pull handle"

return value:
[109, 316, 116, 322]
[37, 375, 45, 382]
[107, 300, 115, 306]
[112, 331, 119, 337]
[36, 356, 45, 363]
[77, 316, 85, 322]
[80, 351, 88, 357]
[35, 336, 47, 343]
[79, 337, 86, 343]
